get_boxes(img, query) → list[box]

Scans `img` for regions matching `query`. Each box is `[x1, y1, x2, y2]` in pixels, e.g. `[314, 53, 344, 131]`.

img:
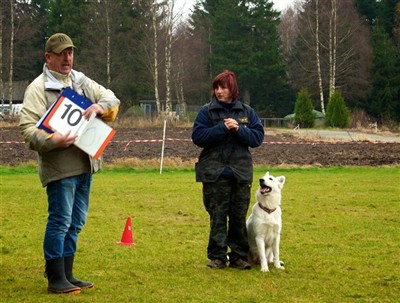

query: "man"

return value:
[19, 33, 120, 294]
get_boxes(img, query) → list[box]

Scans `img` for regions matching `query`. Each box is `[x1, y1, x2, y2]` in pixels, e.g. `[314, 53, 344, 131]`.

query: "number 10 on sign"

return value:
[48, 96, 91, 137]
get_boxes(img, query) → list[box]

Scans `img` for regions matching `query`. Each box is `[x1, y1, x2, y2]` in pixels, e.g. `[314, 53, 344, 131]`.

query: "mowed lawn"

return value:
[0, 166, 399, 303]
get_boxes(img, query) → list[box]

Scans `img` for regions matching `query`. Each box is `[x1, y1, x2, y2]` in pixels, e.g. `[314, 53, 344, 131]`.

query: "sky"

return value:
[271, 0, 295, 11]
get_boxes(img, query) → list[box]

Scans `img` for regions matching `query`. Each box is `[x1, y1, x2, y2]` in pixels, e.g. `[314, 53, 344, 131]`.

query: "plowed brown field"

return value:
[2, 127, 399, 167]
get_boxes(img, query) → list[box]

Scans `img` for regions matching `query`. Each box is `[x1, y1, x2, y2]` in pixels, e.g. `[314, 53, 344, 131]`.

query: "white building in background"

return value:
[1, 81, 29, 117]
[0, 104, 23, 116]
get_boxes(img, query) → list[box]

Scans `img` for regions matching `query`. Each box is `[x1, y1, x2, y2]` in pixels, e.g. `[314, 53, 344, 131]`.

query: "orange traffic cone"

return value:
[117, 216, 135, 245]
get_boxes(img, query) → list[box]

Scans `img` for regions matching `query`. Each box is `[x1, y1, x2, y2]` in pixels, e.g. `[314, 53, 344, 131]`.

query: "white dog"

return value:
[246, 171, 286, 272]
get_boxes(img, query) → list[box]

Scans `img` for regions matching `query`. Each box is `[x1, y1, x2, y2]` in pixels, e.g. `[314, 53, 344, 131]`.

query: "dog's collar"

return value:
[258, 203, 276, 214]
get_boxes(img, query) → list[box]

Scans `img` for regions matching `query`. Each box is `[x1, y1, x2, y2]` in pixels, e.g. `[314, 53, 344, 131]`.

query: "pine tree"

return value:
[198, 0, 288, 117]
[294, 88, 315, 128]
[368, 25, 400, 122]
[325, 90, 349, 128]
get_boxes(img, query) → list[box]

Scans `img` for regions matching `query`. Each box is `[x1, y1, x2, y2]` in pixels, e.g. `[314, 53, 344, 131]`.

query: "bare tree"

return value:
[174, 59, 186, 118]
[163, 0, 174, 116]
[290, 0, 325, 113]
[315, 0, 325, 113]
[149, 0, 184, 118]
[279, 7, 298, 57]
[175, 8, 210, 106]
[172, 22, 191, 119]
[278, 0, 306, 56]
[144, 0, 172, 117]
[0, 3, 3, 109]
[8, 0, 14, 116]
[151, 0, 161, 114]
[79, 0, 128, 90]
[288, 0, 372, 111]
[104, 0, 111, 87]
[328, 0, 337, 99]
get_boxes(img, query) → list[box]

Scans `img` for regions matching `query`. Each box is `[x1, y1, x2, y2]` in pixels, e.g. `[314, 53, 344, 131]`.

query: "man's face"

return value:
[45, 47, 74, 74]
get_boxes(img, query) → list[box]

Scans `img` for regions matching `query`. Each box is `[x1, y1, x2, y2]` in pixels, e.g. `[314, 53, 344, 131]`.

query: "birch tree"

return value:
[328, 0, 337, 99]
[151, 0, 161, 114]
[163, 0, 188, 119]
[104, 0, 111, 87]
[8, 0, 14, 116]
[80, 0, 116, 88]
[278, 6, 298, 57]
[163, 0, 174, 116]
[149, 0, 182, 119]
[174, 60, 186, 118]
[315, 0, 325, 113]
[278, 0, 305, 56]
[178, 3, 211, 106]
[0, 4, 3, 109]
[288, 0, 372, 111]
[172, 23, 191, 119]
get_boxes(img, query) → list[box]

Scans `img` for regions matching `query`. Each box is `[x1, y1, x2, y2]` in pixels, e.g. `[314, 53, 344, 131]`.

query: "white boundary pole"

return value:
[160, 119, 167, 174]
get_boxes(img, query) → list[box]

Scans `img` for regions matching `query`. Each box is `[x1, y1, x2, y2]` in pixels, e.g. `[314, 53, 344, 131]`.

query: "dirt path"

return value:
[295, 129, 400, 143]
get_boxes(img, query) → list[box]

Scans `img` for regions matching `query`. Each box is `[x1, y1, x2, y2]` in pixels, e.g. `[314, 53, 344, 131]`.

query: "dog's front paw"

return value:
[274, 260, 285, 270]
[260, 260, 269, 272]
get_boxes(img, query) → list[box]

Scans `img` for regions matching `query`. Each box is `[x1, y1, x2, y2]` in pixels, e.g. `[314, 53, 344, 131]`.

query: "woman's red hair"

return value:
[211, 70, 239, 100]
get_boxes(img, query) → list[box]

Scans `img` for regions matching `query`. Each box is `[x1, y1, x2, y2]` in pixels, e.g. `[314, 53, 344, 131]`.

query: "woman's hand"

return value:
[224, 118, 239, 132]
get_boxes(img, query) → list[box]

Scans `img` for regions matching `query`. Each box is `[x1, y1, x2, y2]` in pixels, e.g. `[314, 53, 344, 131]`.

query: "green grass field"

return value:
[1, 166, 399, 302]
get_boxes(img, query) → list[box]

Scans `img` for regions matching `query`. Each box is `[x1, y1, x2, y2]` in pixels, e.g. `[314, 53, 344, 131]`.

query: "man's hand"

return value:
[50, 130, 77, 148]
[83, 104, 104, 119]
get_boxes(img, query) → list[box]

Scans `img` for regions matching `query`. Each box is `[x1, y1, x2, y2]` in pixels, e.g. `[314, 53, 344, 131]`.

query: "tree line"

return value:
[1, 0, 399, 123]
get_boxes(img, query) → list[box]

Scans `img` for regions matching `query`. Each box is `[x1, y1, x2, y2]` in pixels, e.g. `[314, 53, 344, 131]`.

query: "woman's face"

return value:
[215, 85, 232, 103]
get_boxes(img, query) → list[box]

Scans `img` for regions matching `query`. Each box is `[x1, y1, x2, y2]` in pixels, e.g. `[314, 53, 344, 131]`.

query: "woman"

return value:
[192, 70, 264, 269]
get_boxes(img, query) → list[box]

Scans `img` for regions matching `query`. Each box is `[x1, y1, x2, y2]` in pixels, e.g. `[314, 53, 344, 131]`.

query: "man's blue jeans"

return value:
[44, 173, 92, 260]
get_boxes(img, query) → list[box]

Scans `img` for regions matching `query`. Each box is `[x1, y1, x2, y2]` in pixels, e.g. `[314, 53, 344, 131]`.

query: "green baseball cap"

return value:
[45, 33, 76, 54]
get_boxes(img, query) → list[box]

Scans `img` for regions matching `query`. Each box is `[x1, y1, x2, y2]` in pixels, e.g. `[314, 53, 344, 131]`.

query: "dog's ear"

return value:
[277, 176, 285, 189]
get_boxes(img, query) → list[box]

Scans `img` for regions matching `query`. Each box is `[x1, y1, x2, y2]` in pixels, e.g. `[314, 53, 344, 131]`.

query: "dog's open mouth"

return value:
[260, 185, 272, 194]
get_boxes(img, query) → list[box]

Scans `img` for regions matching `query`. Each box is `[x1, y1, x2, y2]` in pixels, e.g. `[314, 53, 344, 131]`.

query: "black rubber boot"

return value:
[45, 258, 81, 294]
[64, 255, 94, 289]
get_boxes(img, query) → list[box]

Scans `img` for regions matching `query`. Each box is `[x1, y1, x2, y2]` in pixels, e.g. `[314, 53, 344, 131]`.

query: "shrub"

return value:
[326, 90, 349, 128]
[294, 88, 316, 128]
